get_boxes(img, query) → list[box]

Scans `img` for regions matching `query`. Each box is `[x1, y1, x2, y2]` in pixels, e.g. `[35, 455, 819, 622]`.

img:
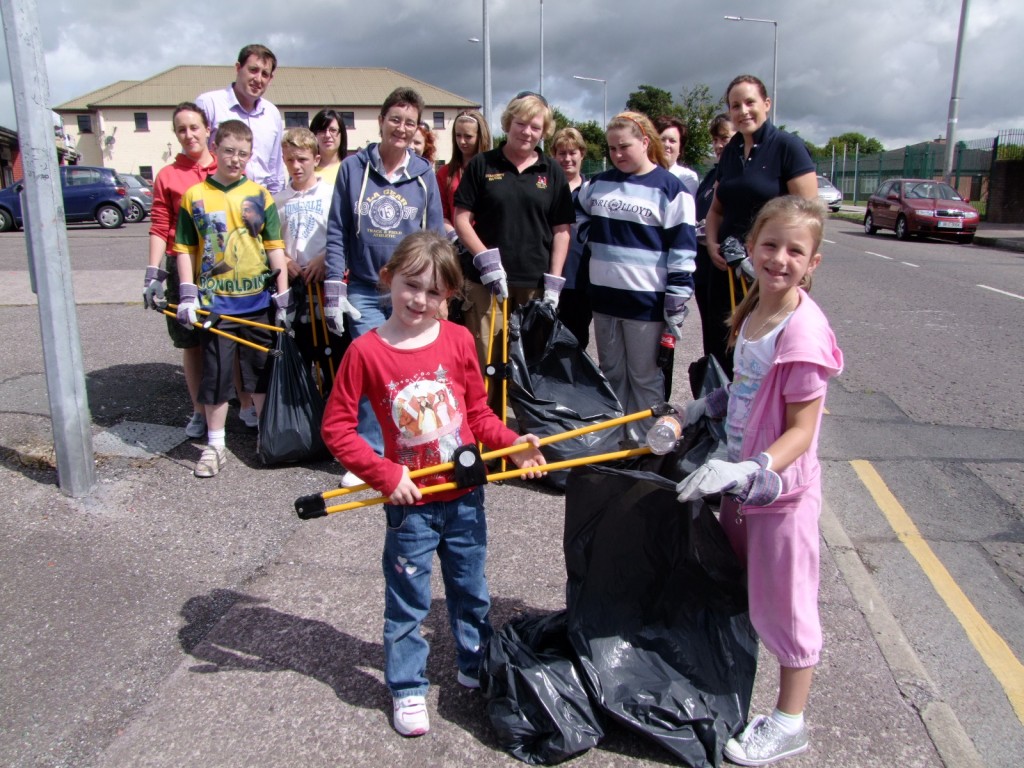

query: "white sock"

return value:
[207, 428, 226, 448]
[771, 708, 804, 735]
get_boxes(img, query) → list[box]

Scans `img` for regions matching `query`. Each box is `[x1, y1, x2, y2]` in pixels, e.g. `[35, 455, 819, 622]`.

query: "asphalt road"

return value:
[813, 218, 1024, 768]
[1, 218, 1022, 766]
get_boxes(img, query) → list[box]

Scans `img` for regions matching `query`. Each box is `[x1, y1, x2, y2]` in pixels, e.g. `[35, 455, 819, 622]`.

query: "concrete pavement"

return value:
[0, 238, 999, 767]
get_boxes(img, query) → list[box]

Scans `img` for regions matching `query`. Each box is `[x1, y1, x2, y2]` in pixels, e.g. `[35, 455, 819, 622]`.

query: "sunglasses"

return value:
[514, 90, 548, 107]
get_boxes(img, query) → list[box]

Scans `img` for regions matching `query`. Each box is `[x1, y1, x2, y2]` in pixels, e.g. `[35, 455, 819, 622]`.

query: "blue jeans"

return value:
[381, 488, 491, 697]
[347, 280, 392, 456]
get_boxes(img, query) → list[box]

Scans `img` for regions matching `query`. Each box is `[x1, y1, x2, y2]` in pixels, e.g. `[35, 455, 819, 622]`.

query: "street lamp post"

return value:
[539, 0, 544, 96]
[573, 74, 608, 169]
[943, 0, 970, 184]
[467, 1, 492, 128]
[724, 15, 778, 124]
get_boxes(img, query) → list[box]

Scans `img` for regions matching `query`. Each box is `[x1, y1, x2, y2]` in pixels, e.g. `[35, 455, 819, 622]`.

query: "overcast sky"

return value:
[0, 0, 1019, 152]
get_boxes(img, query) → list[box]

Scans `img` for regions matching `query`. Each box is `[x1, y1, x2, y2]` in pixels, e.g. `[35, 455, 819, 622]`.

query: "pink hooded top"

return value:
[735, 288, 843, 514]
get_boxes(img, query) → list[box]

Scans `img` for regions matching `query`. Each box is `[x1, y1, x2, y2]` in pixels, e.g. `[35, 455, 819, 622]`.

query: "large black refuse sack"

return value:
[507, 300, 623, 490]
[564, 465, 757, 767]
[482, 611, 604, 765]
[258, 332, 329, 464]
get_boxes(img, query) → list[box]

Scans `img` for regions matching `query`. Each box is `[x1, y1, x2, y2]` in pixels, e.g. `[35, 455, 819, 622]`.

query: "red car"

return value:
[864, 178, 979, 244]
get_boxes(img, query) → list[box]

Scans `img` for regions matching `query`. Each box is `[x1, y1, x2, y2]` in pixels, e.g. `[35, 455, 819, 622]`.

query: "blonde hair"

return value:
[282, 127, 319, 156]
[501, 93, 555, 141]
[380, 231, 464, 297]
[727, 196, 828, 347]
[607, 111, 667, 168]
[552, 126, 587, 155]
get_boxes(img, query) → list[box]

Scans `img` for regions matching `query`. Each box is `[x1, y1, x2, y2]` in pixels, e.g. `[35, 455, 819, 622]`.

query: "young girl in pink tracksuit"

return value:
[676, 195, 843, 767]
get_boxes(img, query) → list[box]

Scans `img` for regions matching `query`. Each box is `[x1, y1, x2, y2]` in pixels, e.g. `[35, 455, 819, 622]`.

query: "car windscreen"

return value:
[906, 182, 962, 201]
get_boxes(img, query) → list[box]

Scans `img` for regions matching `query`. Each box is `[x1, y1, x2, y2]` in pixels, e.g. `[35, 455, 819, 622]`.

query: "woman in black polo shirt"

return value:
[704, 75, 817, 377]
[453, 92, 575, 370]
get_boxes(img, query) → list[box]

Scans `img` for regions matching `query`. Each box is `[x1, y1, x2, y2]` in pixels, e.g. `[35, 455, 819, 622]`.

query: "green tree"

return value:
[825, 132, 884, 155]
[625, 84, 678, 121]
[676, 83, 723, 169]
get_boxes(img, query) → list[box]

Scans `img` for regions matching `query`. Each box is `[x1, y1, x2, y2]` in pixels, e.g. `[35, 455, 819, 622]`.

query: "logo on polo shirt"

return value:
[485, 172, 504, 182]
[536, 176, 548, 190]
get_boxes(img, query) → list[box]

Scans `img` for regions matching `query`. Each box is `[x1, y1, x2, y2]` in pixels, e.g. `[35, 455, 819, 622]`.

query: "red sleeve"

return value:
[148, 170, 174, 247]
[320, 340, 405, 496]
[452, 325, 520, 450]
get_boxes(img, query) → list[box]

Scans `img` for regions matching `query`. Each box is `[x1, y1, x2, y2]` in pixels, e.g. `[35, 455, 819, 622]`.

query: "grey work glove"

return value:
[663, 293, 689, 341]
[671, 386, 729, 427]
[323, 280, 362, 337]
[542, 273, 565, 309]
[176, 282, 199, 328]
[675, 452, 782, 507]
[273, 288, 294, 331]
[472, 248, 508, 302]
[143, 266, 168, 310]
[721, 235, 755, 281]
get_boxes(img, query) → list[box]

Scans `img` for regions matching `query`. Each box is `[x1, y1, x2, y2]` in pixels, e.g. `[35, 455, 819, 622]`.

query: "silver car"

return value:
[120, 173, 153, 223]
[816, 175, 842, 212]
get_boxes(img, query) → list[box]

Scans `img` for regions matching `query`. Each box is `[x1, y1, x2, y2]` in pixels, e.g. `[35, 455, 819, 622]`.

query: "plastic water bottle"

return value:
[646, 414, 683, 455]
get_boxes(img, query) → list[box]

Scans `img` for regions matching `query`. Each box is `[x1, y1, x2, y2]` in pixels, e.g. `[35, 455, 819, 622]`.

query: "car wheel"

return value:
[96, 204, 124, 229]
[0, 208, 14, 232]
[895, 215, 911, 241]
[125, 201, 144, 223]
[863, 212, 877, 235]
[830, 203, 841, 212]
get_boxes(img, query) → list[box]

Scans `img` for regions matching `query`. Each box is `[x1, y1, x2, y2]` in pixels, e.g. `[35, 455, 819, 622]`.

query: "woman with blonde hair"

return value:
[453, 92, 574, 373]
[576, 111, 696, 440]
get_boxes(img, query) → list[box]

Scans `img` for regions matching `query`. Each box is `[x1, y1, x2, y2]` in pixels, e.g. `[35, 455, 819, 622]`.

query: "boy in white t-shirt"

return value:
[275, 127, 346, 393]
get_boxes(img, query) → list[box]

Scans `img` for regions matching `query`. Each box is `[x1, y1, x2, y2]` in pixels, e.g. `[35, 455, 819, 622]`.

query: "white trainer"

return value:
[392, 695, 429, 737]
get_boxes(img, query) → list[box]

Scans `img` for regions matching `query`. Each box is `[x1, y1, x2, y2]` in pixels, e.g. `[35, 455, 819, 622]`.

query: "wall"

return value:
[986, 159, 1024, 223]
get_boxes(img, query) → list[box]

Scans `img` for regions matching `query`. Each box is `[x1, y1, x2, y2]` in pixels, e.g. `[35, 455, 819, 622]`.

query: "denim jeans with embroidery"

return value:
[382, 487, 491, 697]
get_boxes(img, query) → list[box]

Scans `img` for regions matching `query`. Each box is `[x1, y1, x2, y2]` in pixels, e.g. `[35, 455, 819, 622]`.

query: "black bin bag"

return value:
[258, 332, 329, 465]
[563, 465, 757, 768]
[482, 611, 604, 765]
[507, 300, 623, 490]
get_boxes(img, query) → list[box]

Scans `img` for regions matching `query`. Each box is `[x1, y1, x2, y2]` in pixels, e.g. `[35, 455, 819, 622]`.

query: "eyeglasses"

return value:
[514, 90, 548, 107]
[316, 127, 341, 136]
[218, 147, 251, 160]
[385, 115, 419, 130]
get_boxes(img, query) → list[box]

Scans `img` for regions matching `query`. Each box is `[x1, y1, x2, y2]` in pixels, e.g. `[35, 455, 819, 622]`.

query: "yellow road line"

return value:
[851, 459, 1024, 725]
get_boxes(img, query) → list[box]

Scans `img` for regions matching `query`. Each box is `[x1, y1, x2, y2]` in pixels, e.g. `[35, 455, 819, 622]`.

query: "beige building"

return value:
[54, 66, 478, 181]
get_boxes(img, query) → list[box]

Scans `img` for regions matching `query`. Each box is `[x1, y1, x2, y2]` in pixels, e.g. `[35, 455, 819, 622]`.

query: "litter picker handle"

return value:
[159, 309, 273, 354]
[166, 303, 285, 333]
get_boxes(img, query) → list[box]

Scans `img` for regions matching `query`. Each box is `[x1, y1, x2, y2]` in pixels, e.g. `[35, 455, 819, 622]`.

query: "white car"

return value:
[816, 175, 842, 212]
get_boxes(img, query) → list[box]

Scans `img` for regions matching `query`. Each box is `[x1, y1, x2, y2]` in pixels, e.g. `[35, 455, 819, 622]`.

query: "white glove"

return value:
[143, 266, 168, 310]
[323, 280, 362, 336]
[675, 453, 781, 507]
[473, 248, 508, 302]
[542, 273, 565, 309]
[273, 288, 294, 331]
[664, 294, 689, 341]
[176, 283, 199, 328]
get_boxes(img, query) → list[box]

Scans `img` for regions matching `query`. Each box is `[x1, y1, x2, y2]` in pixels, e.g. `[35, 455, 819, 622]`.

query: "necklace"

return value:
[743, 298, 795, 346]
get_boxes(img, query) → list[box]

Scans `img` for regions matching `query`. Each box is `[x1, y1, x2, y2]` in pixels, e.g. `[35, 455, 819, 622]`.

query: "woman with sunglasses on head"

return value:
[453, 91, 574, 374]
[324, 87, 445, 485]
[704, 75, 817, 379]
[310, 108, 349, 188]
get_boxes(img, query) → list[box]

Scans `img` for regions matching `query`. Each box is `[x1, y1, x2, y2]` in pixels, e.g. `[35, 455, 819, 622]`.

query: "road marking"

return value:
[851, 460, 1024, 725]
[901, 261, 920, 268]
[823, 238, 836, 244]
[866, 251, 893, 260]
[977, 284, 1024, 302]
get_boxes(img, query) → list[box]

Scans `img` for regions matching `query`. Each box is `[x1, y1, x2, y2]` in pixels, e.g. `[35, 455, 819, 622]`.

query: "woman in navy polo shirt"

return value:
[704, 75, 817, 377]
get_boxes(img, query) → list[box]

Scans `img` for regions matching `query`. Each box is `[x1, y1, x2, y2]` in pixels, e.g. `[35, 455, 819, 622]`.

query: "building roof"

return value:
[54, 66, 477, 112]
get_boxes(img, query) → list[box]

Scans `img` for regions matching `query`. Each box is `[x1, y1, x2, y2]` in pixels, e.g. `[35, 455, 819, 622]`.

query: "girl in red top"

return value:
[321, 230, 545, 738]
[435, 109, 491, 233]
[143, 102, 217, 439]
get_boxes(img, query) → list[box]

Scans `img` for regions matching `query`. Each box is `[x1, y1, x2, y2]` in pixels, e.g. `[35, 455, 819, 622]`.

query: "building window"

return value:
[139, 166, 153, 183]
[340, 111, 355, 130]
[433, 112, 445, 130]
[134, 112, 149, 132]
[76, 114, 92, 134]
[284, 111, 309, 128]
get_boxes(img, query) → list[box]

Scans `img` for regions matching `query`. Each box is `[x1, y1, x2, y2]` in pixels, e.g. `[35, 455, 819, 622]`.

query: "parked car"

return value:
[0, 165, 130, 231]
[120, 173, 153, 223]
[864, 178, 979, 243]
[816, 175, 843, 212]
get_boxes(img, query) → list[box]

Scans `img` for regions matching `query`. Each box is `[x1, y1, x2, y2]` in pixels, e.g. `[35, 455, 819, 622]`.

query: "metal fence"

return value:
[815, 137, 996, 205]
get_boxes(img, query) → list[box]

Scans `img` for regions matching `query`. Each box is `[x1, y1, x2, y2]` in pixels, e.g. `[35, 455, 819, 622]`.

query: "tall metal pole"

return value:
[724, 16, 778, 124]
[1, 0, 96, 496]
[482, 0, 492, 130]
[573, 75, 608, 169]
[539, 0, 544, 96]
[943, 0, 970, 183]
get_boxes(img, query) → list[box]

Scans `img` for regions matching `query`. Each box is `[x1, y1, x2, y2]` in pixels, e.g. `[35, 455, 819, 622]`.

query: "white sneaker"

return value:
[184, 412, 206, 439]
[392, 695, 429, 737]
[341, 470, 365, 488]
[457, 670, 480, 689]
[239, 405, 259, 428]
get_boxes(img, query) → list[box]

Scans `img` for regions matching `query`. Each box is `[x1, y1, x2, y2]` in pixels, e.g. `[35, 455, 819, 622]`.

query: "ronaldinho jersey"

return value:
[174, 176, 285, 314]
